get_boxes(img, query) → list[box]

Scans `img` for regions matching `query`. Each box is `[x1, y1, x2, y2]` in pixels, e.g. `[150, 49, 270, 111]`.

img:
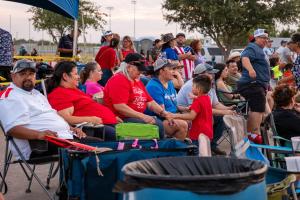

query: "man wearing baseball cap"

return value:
[0, 59, 90, 160]
[237, 28, 271, 144]
[177, 63, 235, 155]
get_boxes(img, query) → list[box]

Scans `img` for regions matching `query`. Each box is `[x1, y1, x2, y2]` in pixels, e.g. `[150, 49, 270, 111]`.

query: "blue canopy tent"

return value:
[4, 0, 80, 56]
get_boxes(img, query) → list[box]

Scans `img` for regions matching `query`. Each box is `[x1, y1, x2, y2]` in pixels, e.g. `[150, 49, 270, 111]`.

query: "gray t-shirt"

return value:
[176, 79, 219, 107]
[276, 46, 291, 64]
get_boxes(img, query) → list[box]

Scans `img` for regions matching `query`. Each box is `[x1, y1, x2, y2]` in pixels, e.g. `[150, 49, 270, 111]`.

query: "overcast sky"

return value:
[0, 0, 201, 43]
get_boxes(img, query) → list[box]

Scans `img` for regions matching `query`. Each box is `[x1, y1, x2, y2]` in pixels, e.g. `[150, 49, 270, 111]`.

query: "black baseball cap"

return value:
[124, 53, 147, 71]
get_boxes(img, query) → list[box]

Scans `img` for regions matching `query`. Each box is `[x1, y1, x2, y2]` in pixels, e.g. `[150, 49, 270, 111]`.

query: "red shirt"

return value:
[189, 95, 213, 140]
[48, 87, 117, 124]
[121, 49, 135, 60]
[95, 46, 116, 70]
[104, 73, 153, 118]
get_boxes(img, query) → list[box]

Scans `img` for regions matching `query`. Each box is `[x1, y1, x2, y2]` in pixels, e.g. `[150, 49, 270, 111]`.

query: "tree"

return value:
[277, 27, 296, 37]
[162, 0, 300, 58]
[29, 0, 106, 43]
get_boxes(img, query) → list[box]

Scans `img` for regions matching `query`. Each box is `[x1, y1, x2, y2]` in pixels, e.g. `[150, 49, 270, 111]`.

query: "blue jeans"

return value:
[82, 125, 116, 141]
[122, 117, 165, 139]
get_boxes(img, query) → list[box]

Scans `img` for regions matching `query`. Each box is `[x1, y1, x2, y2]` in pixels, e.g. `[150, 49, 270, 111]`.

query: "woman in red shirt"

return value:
[104, 53, 170, 139]
[119, 36, 135, 62]
[95, 37, 119, 86]
[47, 61, 118, 140]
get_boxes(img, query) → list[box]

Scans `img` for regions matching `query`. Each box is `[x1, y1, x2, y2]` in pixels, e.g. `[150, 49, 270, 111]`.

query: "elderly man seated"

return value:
[0, 60, 102, 160]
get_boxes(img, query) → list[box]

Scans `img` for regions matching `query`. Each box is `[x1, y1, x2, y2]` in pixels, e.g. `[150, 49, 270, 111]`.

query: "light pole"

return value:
[9, 15, 11, 33]
[106, 6, 114, 31]
[28, 19, 31, 51]
[131, 0, 136, 39]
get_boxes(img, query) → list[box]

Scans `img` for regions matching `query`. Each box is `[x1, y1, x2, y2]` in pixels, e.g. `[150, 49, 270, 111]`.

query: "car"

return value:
[201, 46, 225, 63]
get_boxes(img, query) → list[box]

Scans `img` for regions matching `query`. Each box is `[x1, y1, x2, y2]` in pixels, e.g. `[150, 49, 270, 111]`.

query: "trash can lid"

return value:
[115, 156, 267, 194]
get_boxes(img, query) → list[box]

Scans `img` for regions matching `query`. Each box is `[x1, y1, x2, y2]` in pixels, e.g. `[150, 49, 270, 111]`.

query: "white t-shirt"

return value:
[176, 79, 218, 107]
[0, 83, 73, 160]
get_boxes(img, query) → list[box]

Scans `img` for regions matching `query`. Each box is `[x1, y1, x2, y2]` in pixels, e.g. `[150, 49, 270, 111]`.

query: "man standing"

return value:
[276, 40, 293, 65]
[0, 28, 13, 82]
[57, 29, 81, 57]
[263, 38, 274, 58]
[237, 29, 271, 144]
[174, 33, 196, 81]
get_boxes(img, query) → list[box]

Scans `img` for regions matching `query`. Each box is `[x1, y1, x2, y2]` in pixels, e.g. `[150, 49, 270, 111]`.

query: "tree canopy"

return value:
[162, 0, 300, 58]
[29, 0, 106, 43]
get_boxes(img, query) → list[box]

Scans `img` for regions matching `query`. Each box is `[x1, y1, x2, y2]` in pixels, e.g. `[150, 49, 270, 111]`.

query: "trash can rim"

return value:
[122, 157, 268, 181]
[124, 164, 267, 181]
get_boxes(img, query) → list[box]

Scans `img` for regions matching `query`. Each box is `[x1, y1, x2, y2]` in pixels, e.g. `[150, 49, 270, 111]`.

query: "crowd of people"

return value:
[1, 26, 300, 161]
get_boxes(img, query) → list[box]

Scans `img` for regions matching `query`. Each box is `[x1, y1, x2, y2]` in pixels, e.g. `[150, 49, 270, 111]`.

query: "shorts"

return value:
[237, 82, 266, 113]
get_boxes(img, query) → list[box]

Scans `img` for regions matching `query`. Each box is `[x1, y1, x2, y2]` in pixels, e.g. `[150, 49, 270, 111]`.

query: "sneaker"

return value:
[211, 147, 227, 155]
[248, 133, 263, 144]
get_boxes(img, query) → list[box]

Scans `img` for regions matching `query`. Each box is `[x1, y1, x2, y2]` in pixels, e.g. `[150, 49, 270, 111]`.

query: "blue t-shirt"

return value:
[239, 42, 270, 87]
[163, 47, 178, 60]
[146, 78, 178, 114]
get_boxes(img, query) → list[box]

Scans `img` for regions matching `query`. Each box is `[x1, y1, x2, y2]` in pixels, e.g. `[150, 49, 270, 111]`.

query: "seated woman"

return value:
[104, 53, 172, 139]
[146, 58, 188, 140]
[214, 63, 241, 103]
[225, 60, 241, 91]
[272, 84, 300, 140]
[47, 61, 118, 141]
[80, 61, 104, 101]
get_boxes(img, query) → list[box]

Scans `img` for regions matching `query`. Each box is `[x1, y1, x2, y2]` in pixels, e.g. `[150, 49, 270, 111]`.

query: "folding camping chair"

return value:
[223, 114, 298, 200]
[0, 121, 59, 200]
[261, 113, 294, 168]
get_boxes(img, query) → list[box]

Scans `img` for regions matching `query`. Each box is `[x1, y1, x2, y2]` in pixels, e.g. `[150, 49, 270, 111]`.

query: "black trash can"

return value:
[116, 156, 268, 200]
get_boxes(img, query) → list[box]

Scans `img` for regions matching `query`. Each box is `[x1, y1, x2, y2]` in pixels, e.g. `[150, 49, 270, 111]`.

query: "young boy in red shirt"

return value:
[167, 74, 213, 141]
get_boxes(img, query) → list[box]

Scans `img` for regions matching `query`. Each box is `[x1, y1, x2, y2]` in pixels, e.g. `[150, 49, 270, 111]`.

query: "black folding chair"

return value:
[0, 121, 59, 200]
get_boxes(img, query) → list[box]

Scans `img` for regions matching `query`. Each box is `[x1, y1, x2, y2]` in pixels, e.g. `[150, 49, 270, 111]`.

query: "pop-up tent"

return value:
[4, 0, 80, 56]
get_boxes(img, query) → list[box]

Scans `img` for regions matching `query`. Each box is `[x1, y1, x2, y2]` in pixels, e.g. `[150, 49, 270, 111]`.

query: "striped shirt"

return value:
[174, 46, 195, 81]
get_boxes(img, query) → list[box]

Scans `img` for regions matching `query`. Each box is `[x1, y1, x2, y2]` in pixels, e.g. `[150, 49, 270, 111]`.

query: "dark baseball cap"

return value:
[11, 59, 36, 73]
[176, 33, 186, 38]
[124, 53, 147, 71]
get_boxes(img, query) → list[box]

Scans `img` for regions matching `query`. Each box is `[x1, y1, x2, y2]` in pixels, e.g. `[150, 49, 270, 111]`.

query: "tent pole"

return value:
[73, 20, 78, 58]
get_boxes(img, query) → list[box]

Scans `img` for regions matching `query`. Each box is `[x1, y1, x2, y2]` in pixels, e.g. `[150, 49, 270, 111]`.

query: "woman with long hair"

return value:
[80, 61, 104, 99]
[104, 53, 172, 139]
[119, 35, 136, 61]
[214, 63, 241, 102]
[95, 37, 120, 86]
[47, 61, 118, 140]
[161, 33, 178, 61]
[190, 39, 205, 66]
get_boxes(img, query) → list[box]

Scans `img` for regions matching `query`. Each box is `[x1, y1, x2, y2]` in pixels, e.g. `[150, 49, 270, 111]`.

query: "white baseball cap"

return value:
[253, 29, 268, 38]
